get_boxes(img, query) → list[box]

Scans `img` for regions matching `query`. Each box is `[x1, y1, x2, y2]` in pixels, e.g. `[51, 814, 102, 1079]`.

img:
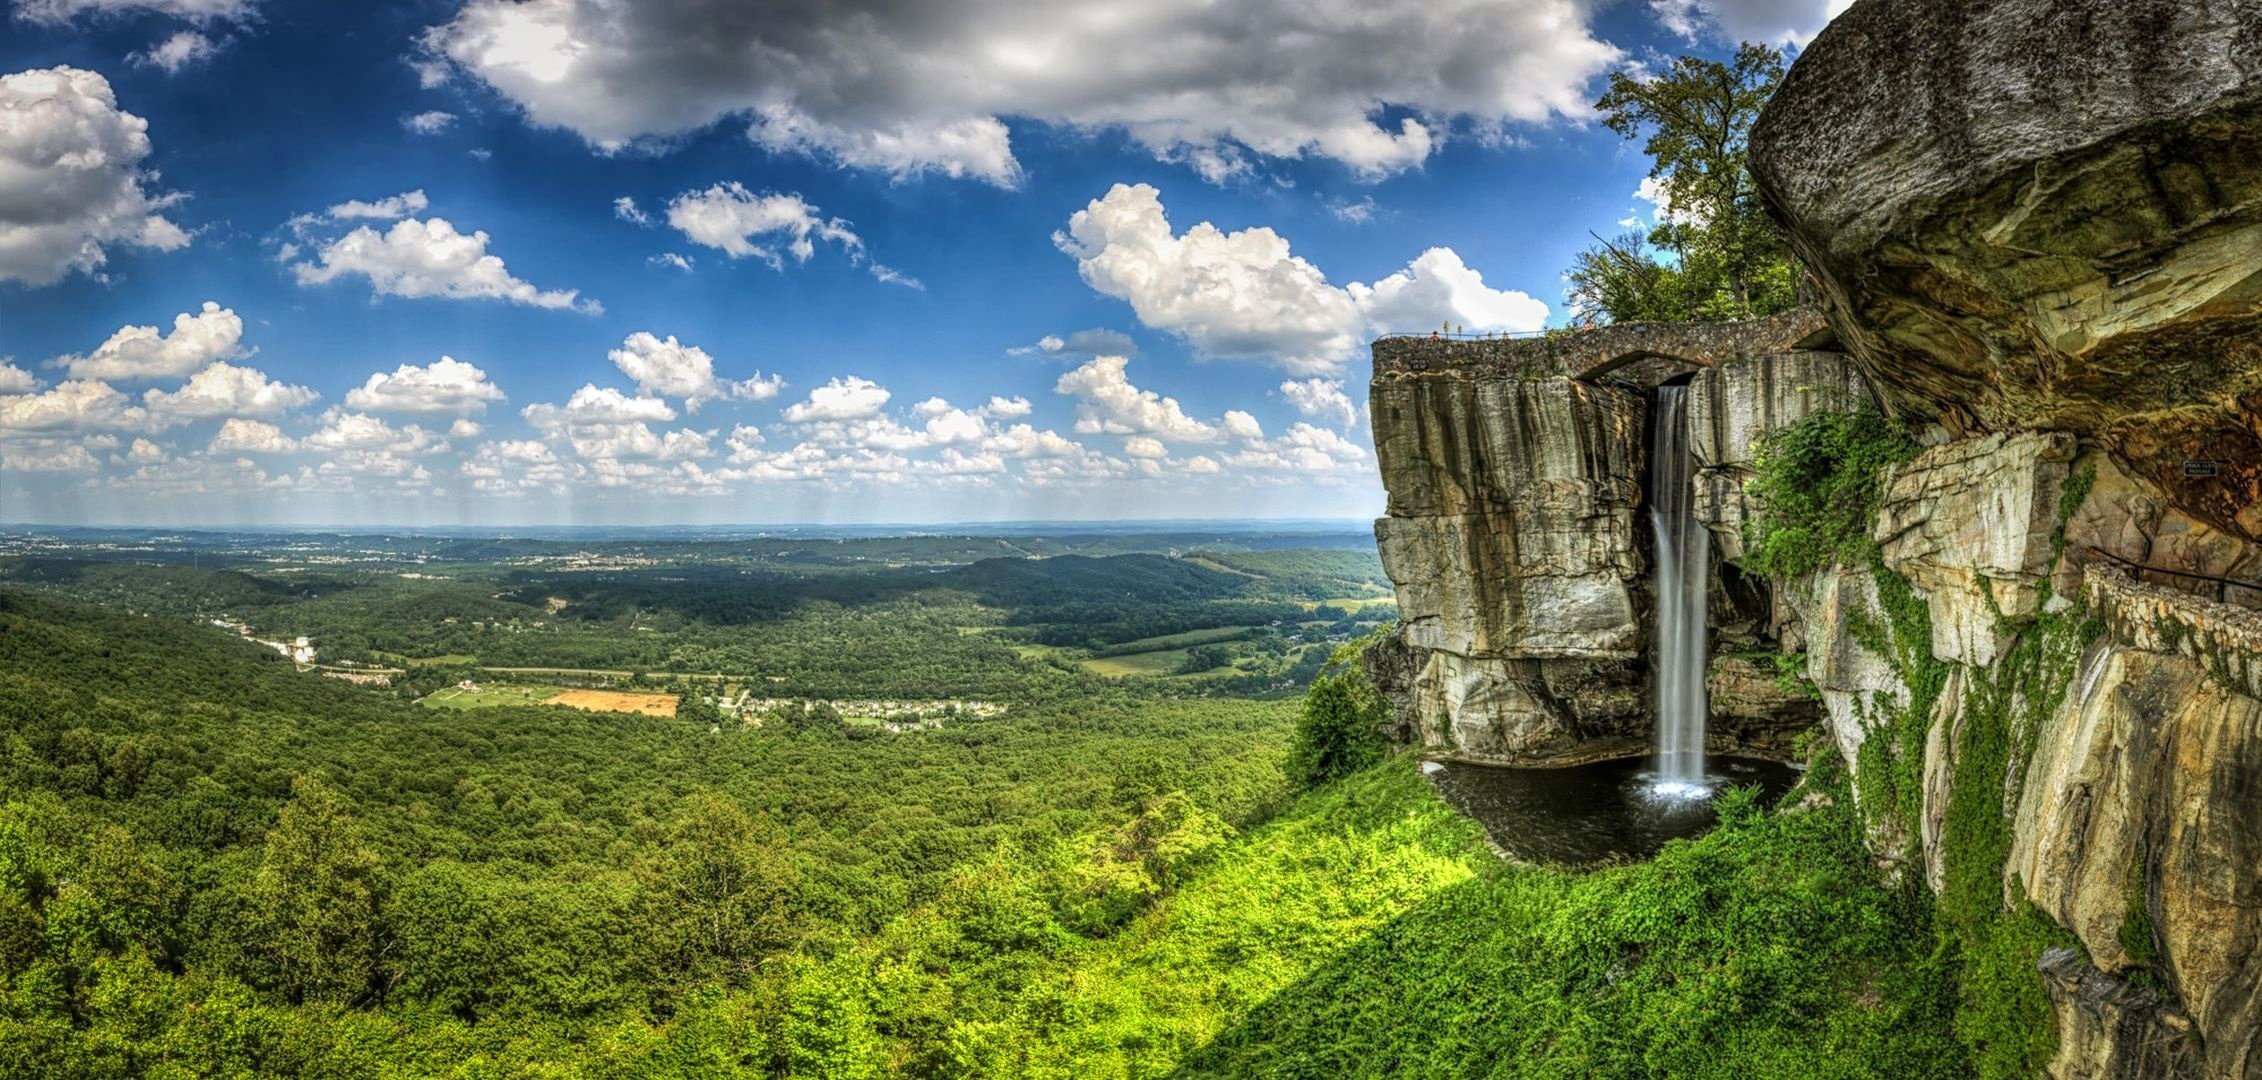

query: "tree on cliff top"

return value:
[1567, 43, 1797, 324]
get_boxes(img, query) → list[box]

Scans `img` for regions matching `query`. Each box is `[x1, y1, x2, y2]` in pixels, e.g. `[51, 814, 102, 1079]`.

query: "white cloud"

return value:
[421, 0, 1619, 184]
[981, 395, 1032, 420]
[0, 363, 39, 395]
[449, 418, 483, 438]
[782, 376, 890, 424]
[343, 356, 506, 415]
[1350, 247, 1548, 338]
[130, 30, 222, 74]
[315, 189, 429, 222]
[1123, 435, 1168, 459]
[1326, 196, 1378, 224]
[122, 437, 167, 464]
[52, 301, 245, 381]
[0, 379, 146, 434]
[143, 361, 317, 426]
[1009, 328, 1137, 359]
[1059, 184, 1546, 373]
[1279, 377, 1359, 430]
[1053, 356, 1220, 443]
[523, 384, 678, 428]
[982, 423, 1083, 459]
[290, 216, 599, 313]
[0, 67, 190, 286]
[2, 442, 100, 472]
[403, 110, 457, 135]
[1223, 421, 1370, 473]
[648, 252, 693, 271]
[608, 331, 779, 411]
[301, 409, 445, 454]
[663, 183, 910, 286]
[207, 417, 296, 453]
[1650, 0, 1851, 46]
[613, 196, 650, 225]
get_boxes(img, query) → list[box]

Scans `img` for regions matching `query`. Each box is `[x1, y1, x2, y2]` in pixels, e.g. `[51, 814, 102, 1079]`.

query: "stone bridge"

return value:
[1372, 307, 1832, 386]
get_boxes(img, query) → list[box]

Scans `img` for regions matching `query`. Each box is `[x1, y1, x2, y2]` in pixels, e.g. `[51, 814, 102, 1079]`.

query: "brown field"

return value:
[546, 689, 679, 717]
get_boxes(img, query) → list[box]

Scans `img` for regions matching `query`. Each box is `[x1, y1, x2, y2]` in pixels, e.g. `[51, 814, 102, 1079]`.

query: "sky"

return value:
[0, 0, 1847, 528]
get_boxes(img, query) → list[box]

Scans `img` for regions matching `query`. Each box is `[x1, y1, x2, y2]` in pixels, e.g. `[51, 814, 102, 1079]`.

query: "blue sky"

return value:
[0, 0, 1840, 527]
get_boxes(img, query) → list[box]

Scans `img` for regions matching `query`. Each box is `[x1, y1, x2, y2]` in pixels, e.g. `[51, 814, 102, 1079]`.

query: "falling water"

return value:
[1650, 384, 1710, 797]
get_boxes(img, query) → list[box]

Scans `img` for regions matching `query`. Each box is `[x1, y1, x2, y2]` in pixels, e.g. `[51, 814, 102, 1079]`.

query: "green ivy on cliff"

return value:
[1754, 426, 2111, 1080]
[1741, 406, 1920, 580]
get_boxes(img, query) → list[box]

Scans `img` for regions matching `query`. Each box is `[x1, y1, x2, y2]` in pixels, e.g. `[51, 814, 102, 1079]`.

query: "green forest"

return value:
[0, 535, 2031, 1077]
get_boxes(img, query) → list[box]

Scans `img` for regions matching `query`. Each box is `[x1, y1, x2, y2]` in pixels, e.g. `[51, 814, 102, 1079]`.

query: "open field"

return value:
[418, 684, 565, 710]
[373, 651, 479, 667]
[1309, 596, 1393, 612]
[1090, 625, 1255, 655]
[548, 689, 679, 717]
[1082, 648, 1202, 677]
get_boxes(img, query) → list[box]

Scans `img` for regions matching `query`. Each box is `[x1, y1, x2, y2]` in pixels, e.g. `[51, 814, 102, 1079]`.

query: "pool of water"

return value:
[1423, 755, 1803, 869]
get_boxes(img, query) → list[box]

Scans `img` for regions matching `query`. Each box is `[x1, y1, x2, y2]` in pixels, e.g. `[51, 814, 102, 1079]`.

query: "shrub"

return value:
[1285, 641, 1390, 789]
[1743, 407, 1920, 579]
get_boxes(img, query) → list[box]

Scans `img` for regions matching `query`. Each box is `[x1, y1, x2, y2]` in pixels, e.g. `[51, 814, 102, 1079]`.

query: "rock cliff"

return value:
[1367, 0, 2262, 1072]
[1749, 0, 2262, 542]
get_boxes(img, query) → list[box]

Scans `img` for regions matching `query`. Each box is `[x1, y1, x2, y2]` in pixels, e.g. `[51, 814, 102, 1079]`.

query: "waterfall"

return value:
[1649, 383, 1710, 794]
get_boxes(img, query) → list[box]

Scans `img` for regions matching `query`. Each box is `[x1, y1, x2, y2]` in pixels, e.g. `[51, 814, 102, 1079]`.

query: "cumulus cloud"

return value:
[298, 190, 429, 223]
[661, 182, 916, 287]
[1058, 183, 1546, 373]
[142, 361, 317, 426]
[343, 356, 506, 415]
[647, 252, 693, 271]
[402, 110, 457, 135]
[1350, 247, 1549, 337]
[421, 0, 1620, 184]
[523, 384, 678, 429]
[130, 30, 223, 74]
[613, 196, 650, 225]
[0, 362, 39, 395]
[0, 67, 190, 286]
[608, 331, 780, 411]
[782, 376, 890, 424]
[1650, 0, 1851, 45]
[290, 215, 599, 313]
[0, 379, 146, 434]
[52, 301, 245, 381]
[1053, 356, 1222, 443]
[1279, 377, 1360, 430]
[207, 417, 296, 453]
[1224, 420, 1370, 473]
[301, 409, 447, 454]
[2, 442, 100, 472]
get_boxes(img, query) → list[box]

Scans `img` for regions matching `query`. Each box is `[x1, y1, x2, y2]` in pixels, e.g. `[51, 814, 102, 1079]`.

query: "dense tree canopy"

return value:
[1566, 43, 1798, 325]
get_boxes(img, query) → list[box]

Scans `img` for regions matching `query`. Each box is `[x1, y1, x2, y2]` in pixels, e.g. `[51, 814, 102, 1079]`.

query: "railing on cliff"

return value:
[2084, 546, 2262, 606]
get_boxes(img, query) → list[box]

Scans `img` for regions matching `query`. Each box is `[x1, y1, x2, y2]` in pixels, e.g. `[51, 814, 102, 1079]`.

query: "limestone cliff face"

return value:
[1368, 324, 1862, 765]
[1366, 359, 1649, 764]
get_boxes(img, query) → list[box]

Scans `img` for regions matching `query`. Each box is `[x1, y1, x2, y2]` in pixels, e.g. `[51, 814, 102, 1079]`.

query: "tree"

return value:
[1568, 43, 1796, 324]
[636, 791, 800, 989]
[1286, 644, 1389, 788]
[245, 774, 383, 1004]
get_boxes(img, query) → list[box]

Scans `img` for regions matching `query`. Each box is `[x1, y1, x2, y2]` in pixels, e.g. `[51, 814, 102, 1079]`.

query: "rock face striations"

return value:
[1749, 0, 2262, 541]
[1367, 323, 1862, 764]
[1369, 0, 2262, 1072]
